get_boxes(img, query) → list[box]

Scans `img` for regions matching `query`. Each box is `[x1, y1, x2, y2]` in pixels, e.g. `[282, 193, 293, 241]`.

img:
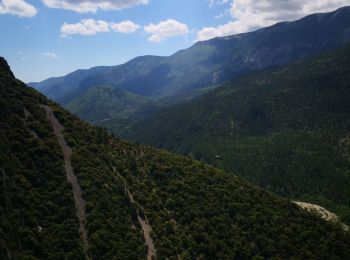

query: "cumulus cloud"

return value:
[60, 19, 110, 36]
[111, 20, 140, 33]
[198, 0, 350, 41]
[0, 0, 37, 17]
[42, 0, 149, 13]
[144, 19, 189, 43]
[44, 52, 58, 58]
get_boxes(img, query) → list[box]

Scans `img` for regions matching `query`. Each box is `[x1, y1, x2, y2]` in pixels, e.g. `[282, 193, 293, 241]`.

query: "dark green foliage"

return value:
[0, 59, 146, 259]
[2, 57, 350, 258]
[0, 60, 83, 259]
[125, 45, 350, 225]
[65, 85, 159, 135]
[64, 128, 350, 259]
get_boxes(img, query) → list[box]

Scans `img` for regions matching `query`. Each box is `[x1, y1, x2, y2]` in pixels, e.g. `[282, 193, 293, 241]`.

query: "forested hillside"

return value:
[65, 85, 159, 133]
[125, 45, 350, 226]
[2, 57, 350, 258]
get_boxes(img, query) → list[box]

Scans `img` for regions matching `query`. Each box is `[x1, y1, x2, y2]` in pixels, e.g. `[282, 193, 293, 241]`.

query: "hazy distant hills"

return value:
[65, 85, 159, 133]
[124, 44, 350, 226]
[29, 6, 350, 132]
[3, 57, 350, 258]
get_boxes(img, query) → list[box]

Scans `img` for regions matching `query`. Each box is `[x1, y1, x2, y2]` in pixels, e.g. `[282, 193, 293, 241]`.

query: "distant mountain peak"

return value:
[32, 6, 350, 102]
[0, 57, 14, 78]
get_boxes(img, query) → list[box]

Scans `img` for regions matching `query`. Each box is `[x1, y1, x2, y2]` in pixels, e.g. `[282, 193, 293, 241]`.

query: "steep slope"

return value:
[31, 6, 350, 102]
[42, 105, 90, 258]
[124, 45, 350, 226]
[2, 58, 350, 258]
[0, 58, 85, 258]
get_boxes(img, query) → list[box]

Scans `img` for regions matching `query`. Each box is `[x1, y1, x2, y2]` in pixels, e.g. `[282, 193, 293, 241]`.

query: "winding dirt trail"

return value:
[138, 216, 156, 260]
[126, 189, 156, 260]
[42, 105, 90, 259]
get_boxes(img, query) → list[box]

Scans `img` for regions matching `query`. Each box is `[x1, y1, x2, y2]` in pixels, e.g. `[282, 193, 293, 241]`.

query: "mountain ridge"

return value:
[30, 6, 350, 101]
[27, 6, 350, 135]
[0, 57, 14, 78]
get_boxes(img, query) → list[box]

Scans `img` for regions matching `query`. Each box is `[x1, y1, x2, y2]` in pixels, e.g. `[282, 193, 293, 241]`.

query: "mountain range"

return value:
[29, 6, 350, 133]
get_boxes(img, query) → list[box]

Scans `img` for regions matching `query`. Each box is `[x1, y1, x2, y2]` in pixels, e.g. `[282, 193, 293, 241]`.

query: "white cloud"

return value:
[42, 0, 149, 13]
[0, 0, 37, 17]
[144, 19, 189, 43]
[44, 52, 58, 58]
[60, 19, 110, 36]
[111, 20, 140, 33]
[197, 0, 350, 41]
[208, 0, 229, 8]
[215, 9, 230, 19]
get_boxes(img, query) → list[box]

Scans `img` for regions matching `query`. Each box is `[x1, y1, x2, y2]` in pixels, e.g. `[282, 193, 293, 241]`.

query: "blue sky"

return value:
[0, 0, 348, 82]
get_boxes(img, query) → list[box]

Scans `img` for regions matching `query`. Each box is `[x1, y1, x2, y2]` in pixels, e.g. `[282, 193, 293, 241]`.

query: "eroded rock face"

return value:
[293, 201, 349, 232]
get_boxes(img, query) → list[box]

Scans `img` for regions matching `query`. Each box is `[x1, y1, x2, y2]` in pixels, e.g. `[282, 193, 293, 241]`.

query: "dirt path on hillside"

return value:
[125, 188, 156, 260]
[138, 216, 156, 260]
[42, 105, 90, 259]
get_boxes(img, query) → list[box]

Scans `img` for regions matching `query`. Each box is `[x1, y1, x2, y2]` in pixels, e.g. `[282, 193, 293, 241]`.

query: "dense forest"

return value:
[65, 84, 159, 133]
[124, 45, 350, 226]
[1, 57, 350, 258]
